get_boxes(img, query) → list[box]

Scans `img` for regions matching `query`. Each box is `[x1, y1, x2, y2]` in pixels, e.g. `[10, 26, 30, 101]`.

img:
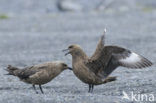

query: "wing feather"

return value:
[117, 52, 153, 68]
[91, 30, 106, 60]
[86, 45, 152, 78]
[17, 65, 47, 79]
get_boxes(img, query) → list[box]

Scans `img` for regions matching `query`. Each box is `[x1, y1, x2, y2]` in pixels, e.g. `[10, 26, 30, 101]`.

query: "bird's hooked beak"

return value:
[62, 49, 70, 56]
[68, 67, 72, 70]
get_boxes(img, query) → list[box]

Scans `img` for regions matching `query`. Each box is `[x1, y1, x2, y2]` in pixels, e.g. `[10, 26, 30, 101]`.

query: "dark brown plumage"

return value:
[64, 29, 153, 93]
[5, 61, 72, 94]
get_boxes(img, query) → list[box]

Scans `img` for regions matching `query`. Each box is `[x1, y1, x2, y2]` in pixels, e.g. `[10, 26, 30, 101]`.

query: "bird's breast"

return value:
[72, 61, 98, 84]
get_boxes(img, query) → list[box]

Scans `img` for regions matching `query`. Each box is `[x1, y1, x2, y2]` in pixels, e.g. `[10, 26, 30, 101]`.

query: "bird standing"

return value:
[63, 29, 153, 93]
[5, 61, 72, 94]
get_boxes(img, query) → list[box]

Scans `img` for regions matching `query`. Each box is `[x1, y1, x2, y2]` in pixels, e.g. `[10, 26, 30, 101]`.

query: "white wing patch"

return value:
[120, 52, 141, 64]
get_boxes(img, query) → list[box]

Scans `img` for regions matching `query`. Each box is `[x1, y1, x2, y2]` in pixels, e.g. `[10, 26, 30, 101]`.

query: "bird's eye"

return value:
[69, 46, 73, 49]
[62, 63, 67, 67]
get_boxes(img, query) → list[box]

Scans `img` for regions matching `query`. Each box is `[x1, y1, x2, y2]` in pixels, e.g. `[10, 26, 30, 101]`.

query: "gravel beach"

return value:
[0, 0, 156, 103]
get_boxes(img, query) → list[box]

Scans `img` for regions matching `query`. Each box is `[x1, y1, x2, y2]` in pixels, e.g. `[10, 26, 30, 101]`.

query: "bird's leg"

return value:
[39, 85, 44, 94]
[91, 84, 94, 93]
[88, 84, 91, 93]
[32, 84, 38, 94]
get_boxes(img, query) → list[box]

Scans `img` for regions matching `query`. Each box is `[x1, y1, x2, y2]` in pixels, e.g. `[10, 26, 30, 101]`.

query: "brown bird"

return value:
[63, 29, 153, 93]
[5, 61, 72, 94]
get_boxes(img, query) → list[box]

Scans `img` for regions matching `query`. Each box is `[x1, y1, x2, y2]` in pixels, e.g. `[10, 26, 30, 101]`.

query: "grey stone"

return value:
[57, 0, 83, 12]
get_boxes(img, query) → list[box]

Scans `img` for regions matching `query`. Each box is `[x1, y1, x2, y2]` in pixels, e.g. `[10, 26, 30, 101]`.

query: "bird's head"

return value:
[63, 44, 85, 57]
[56, 61, 72, 70]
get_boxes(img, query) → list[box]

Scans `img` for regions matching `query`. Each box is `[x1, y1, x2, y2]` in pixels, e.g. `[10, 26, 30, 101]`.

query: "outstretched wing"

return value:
[85, 29, 111, 75]
[114, 51, 153, 68]
[90, 29, 106, 60]
[86, 45, 153, 78]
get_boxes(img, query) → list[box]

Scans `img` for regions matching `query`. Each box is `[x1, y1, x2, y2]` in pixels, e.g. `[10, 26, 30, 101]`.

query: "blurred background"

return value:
[0, 0, 156, 13]
[0, 0, 156, 103]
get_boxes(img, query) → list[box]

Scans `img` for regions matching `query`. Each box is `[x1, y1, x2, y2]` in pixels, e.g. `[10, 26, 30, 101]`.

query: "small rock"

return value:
[57, 0, 83, 12]
[96, 0, 115, 11]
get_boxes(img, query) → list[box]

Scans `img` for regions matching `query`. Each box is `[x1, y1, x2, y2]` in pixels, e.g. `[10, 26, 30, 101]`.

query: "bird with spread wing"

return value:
[63, 29, 153, 93]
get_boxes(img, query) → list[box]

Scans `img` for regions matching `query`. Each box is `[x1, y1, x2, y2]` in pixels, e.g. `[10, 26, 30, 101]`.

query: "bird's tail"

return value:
[5, 65, 19, 76]
[103, 76, 117, 83]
